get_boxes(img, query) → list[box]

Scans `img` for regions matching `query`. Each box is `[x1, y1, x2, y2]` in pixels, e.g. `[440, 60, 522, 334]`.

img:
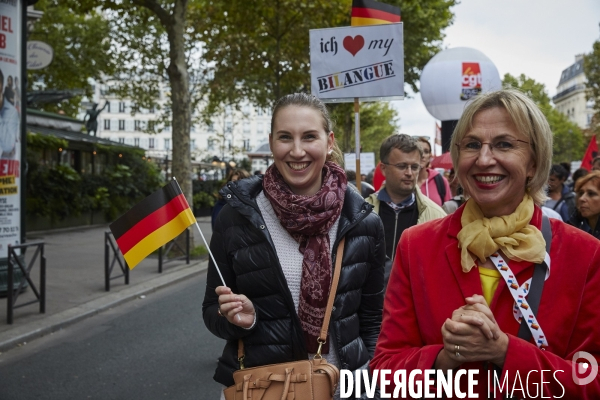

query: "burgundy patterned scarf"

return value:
[263, 161, 347, 353]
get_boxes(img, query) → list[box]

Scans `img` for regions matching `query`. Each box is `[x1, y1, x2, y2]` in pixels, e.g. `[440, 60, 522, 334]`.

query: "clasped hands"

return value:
[215, 286, 256, 329]
[438, 294, 509, 369]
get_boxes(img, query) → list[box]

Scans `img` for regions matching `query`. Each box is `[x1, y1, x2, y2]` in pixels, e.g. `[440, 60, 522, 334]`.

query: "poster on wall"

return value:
[0, 2, 21, 257]
[309, 23, 404, 102]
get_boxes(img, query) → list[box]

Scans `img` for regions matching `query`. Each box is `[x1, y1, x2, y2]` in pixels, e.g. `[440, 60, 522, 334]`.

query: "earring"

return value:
[327, 149, 333, 155]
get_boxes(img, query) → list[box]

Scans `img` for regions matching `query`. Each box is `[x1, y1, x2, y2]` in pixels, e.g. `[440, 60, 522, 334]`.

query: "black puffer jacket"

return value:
[202, 175, 385, 386]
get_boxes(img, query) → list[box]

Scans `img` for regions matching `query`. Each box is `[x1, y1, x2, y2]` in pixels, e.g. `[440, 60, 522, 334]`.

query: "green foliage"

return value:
[25, 135, 162, 222]
[195, 0, 456, 113]
[192, 179, 224, 209]
[388, 0, 457, 93]
[584, 40, 600, 135]
[330, 102, 398, 158]
[190, 245, 209, 258]
[28, 0, 115, 116]
[195, 0, 349, 113]
[503, 73, 584, 163]
[65, 0, 196, 207]
[193, 191, 216, 209]
[27, 132, 68, 150]
[25, 164, 84, 220]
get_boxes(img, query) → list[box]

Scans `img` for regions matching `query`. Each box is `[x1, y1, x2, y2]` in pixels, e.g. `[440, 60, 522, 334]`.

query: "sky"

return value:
[392, 0, 600, 152]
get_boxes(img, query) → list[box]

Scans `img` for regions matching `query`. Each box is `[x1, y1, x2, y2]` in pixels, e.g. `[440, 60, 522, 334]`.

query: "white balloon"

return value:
[420, 47, 501, 121]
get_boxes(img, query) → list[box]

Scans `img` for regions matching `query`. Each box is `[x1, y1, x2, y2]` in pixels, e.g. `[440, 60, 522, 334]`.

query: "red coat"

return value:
[371, 205, 600, 399]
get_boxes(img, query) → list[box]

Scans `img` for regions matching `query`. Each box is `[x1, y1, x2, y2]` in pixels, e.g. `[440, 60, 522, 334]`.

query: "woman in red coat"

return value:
[371, 89, 600, 399]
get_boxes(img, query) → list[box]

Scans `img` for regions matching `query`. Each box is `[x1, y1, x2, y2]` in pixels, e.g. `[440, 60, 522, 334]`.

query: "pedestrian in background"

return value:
[569, 167, 588, 191]
[371, 89, 600, 397]
[572, 170, 600, 239]
[544, 164, 576, 223]
[366, 134, 445, 284]
[203, 93, 385, 399]
[210, 168, 250, 230]
[442, 168, 468, 214]
[416, 136, 451, 206]
[593, 156, 600, 171]
[345, 169, 375, 198]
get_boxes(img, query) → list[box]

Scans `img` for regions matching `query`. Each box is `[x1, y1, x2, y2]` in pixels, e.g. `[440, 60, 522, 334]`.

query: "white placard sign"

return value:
[344, 152, 375, 175]
[310, 24, 404, 102]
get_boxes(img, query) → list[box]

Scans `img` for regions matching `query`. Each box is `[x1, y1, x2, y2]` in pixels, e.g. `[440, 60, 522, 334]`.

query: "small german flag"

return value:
[110, 180, 196, 269]
[351, 0, 401, 26]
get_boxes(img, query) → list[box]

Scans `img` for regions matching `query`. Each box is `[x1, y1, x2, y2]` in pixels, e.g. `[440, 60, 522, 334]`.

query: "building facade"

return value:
[553, 54, 595, 129]
[79, 81, 273, 176]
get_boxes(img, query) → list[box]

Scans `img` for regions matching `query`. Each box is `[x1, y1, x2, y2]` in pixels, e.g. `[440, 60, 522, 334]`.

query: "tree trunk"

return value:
[166, 0, 192, 207]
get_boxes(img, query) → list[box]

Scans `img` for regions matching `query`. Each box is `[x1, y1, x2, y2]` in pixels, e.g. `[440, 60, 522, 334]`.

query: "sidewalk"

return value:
[0, 216, 213, 352]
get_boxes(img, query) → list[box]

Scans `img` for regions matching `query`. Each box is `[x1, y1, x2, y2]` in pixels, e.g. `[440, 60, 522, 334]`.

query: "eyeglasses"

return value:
[456, 137, 530, 156]
[382, 163, 421, 173]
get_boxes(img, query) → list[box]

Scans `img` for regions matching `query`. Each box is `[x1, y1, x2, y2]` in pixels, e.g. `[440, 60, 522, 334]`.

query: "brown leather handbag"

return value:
[223, 238, 345, 400]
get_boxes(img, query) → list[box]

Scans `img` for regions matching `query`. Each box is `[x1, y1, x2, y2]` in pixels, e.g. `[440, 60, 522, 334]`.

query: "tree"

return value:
[503, 73, 584, 163]
[330, 102, 398, 158]
[27, 0, 115, 116]
[584, 40, 600, 135]
[69, 0, 198, 205]
[387, 0, 457, 94]
[195, 0, 456, 113]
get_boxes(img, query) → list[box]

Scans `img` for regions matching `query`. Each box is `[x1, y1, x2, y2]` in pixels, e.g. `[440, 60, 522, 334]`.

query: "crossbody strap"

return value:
[516, 215, 552, 342]
[237, 237, 346, 367]
[317, 237, 346, 351]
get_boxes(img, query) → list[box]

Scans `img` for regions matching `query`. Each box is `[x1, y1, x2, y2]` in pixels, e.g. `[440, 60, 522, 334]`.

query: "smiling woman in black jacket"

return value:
[202, 93, 385, 398]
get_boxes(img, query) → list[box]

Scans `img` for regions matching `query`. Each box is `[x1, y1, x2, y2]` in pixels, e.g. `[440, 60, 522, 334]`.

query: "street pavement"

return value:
[0, 216, 213, 352]
[0, 272, 224, 400]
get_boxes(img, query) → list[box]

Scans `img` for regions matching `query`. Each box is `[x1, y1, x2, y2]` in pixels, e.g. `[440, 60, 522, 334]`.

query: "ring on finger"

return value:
[455, 351, 461, 358]
[454, 344, 460, 352]
[217, 306, 225, 317]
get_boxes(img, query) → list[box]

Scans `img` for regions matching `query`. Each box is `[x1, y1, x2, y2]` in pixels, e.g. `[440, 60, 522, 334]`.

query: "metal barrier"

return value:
[158, 228, 190, 273]
[7, 241, 46, 324]
[104, 229, 190, 290]
[104, 231, 129, 292]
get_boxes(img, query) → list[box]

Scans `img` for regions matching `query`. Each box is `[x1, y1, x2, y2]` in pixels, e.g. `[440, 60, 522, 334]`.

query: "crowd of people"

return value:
[203, 89, 600, 399]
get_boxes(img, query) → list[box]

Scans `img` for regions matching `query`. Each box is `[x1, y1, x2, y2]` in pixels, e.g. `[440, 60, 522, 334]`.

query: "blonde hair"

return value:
[449, 89, 552, 205]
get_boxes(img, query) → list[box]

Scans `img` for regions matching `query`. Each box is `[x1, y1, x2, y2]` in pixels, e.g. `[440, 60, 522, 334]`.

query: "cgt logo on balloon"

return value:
[460, 62, 482, 100]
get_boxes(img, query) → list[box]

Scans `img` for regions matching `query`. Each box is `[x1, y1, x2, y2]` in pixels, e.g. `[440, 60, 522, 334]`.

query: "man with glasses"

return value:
[366, 134, 446, 284]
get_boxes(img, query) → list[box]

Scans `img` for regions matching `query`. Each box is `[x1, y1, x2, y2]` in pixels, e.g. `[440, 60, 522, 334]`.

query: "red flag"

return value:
[581, 136, 598, 171]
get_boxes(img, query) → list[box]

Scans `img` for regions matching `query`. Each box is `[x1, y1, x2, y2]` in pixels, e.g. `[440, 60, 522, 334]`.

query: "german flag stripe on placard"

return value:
[351, 0, 401, 26]
[109, 180, 196, 269]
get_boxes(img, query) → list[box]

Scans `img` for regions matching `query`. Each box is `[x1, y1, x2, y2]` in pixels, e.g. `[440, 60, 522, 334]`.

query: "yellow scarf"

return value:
[457, 194, 546, 273]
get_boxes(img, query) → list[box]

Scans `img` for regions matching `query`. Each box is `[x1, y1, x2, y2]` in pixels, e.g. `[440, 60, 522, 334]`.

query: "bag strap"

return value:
[501, 215, 552, 400]
[433, 173, 446, 201]
[516, 215, 552, 341]
[316, 237, 346, 355]
[237, 237, 346, 367]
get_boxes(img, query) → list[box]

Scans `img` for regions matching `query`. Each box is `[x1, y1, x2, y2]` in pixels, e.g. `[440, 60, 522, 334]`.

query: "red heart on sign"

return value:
[343, 35, 364, 57]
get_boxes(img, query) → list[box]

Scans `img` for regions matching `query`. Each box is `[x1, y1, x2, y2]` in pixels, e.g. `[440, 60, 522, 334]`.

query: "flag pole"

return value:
[171, 177, 227, 287]
[354, 97, 361, 193]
